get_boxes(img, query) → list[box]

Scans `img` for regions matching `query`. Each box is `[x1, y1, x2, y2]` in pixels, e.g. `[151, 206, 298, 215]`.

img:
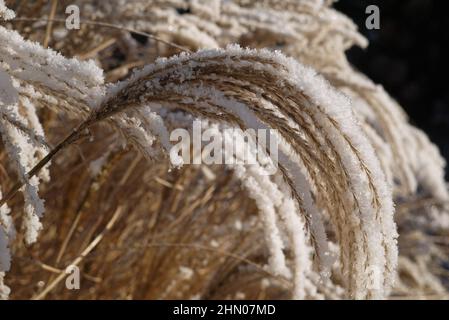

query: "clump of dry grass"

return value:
[1, 0, 448, 300]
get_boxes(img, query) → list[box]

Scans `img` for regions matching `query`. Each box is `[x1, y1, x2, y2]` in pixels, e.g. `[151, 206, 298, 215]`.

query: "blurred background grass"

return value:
[335, 0, 449, 177]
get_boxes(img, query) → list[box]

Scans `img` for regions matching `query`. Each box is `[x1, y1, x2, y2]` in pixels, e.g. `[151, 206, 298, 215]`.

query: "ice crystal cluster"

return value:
[0, 0, 448, 300]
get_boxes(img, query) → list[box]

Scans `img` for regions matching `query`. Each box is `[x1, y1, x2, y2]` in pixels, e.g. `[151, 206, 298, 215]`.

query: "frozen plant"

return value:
[0, 0, 447, 300]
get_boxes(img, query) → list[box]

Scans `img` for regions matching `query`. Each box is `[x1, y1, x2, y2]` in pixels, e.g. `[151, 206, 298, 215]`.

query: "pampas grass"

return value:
[0, 0, 448, 300]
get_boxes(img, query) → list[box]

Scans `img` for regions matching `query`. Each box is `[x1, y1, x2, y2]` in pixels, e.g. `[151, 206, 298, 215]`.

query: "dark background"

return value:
[334, 0, 449, 177]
